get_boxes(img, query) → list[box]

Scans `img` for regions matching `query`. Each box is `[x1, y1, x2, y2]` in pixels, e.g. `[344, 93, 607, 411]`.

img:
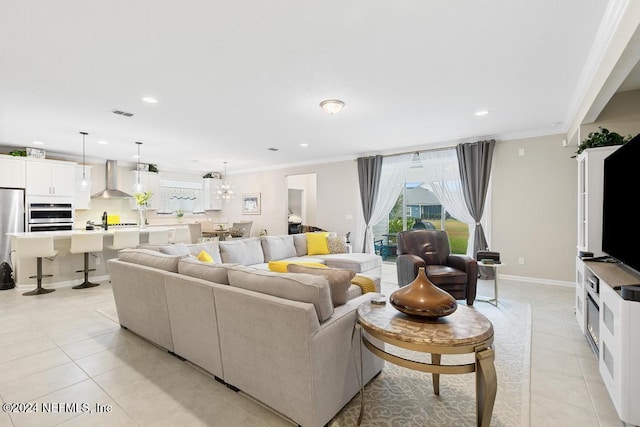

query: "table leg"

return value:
[476, 348, 496, 427]
[493, 275, 499, 305]
[431, 353, 441, 395]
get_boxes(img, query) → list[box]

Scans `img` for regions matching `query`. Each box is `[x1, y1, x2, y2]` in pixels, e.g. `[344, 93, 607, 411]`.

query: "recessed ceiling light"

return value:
[474, 110, 489, 116]
[551, 121, 562, 127]
[300, 143, 308, 147]
[97, 140, 108, 145]
[141, 97, 158, 104]
[268, 147, 279, 151]
[32, 141, 44, 145]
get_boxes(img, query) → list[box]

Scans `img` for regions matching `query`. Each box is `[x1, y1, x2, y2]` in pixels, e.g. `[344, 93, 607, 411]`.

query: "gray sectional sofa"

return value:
[107, 234, 385, 426]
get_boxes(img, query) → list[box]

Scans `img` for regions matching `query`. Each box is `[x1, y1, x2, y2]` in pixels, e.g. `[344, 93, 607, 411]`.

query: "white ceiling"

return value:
[0, 1, 612, 174]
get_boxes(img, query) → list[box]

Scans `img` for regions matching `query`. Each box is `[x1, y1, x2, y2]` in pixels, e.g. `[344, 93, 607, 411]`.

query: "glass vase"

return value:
[138, 207, 147, 229]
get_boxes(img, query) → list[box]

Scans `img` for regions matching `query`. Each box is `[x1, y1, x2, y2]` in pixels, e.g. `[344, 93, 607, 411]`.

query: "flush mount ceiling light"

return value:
[319, 99, 345, 115]
[78, 132, 91, 191]
[216, 161, 235, 202]
[132, 141, 145, 193]
[141, 97, 158, 104]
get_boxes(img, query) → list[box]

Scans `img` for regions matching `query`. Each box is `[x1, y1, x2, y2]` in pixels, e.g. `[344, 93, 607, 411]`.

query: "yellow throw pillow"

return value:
[268, 260, 327, 273]
[197, 250, 214, 263]
[306, 232, 330, 255]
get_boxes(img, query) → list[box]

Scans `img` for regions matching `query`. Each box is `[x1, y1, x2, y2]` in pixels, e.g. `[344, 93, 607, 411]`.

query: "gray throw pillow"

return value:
[219, 238, 264, 265]
[159, 242, 191, 258]
[261, 235, 297, 261]
[286, 264, 355, 306]
[292, 234, 308, 257]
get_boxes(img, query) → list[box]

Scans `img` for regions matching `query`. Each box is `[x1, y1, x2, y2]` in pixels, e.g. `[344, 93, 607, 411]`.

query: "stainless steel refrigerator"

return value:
[0, 188, 25, 265]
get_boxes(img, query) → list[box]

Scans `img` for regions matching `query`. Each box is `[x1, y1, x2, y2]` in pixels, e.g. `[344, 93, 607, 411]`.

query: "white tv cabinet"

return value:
[581, 260, 640, 426]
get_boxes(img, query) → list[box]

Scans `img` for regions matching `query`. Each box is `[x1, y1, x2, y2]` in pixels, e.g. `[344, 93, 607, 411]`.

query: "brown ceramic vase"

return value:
[390, 267, 458, 318]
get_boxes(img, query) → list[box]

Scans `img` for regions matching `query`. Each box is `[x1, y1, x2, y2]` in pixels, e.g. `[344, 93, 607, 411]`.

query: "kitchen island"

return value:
[7, 223, 201, 290]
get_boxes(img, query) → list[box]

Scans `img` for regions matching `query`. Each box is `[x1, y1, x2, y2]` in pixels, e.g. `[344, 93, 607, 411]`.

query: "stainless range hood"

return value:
[92, 160, 134, 198]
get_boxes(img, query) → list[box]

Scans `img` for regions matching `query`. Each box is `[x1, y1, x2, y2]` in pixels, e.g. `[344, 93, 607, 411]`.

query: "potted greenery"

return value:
[176, 209, 184, 222]
[572, 127, 632, 158]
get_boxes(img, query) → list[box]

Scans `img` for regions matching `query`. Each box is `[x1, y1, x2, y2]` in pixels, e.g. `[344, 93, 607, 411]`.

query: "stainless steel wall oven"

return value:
[27, 202, 74, 232]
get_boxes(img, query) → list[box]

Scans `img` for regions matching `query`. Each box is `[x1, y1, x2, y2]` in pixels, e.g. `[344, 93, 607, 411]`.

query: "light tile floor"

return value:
[0, 263, 623, 426]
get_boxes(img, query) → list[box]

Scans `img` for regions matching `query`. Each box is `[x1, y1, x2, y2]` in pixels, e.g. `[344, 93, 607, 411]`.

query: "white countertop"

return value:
[7, 226, 178, 238]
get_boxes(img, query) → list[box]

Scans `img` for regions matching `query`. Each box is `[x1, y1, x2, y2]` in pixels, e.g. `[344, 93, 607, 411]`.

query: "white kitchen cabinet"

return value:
[26, 159, 76, 197]
[0, 155, 26, 188]
[74, 165, 92, 210]
[130, 171, 161, 210]
[203, 178, 222, 211]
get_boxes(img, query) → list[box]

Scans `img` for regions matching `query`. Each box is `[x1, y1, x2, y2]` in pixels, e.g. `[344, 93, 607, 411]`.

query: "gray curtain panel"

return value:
[456, 140, 495, 279]
[357, 155, 383, 252]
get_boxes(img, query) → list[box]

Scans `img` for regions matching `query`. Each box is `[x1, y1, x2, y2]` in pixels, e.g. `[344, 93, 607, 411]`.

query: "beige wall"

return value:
[491, 135, 577, 283]
[206, 160, 362, 244]
[581, 88, 640, 139]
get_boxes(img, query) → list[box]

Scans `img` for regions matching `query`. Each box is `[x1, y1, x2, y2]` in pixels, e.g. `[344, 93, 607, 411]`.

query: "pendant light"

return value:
[78, 131, 91, 190]
[132, 141, 145, 193]
[216, 161, 235, 202]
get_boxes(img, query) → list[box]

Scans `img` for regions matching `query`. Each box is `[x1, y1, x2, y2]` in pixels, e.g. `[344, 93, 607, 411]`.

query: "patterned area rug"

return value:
[330, 298, 531, 427]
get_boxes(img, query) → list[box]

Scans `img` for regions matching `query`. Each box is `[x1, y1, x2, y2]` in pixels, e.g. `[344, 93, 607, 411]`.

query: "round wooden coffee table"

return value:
[357, 301, 496, 427]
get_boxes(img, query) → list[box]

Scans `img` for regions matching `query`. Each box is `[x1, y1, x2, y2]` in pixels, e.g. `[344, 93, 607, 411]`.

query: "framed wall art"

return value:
[242, 193, 261, 214]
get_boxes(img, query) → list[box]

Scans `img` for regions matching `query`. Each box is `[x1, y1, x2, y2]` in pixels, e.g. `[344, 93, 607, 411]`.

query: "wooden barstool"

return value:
[15, 235, 58, 296]
[69, 232, 103, 289]
[106, 229, 140, 251]
[147, 229, 170, 245]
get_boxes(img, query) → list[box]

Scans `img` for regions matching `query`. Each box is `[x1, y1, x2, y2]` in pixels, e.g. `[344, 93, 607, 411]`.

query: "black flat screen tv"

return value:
[602, 134, 640, 274]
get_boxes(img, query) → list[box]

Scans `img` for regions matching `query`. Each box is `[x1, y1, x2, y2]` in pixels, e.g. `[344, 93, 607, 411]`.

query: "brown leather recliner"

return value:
[396, 230, 478, 305]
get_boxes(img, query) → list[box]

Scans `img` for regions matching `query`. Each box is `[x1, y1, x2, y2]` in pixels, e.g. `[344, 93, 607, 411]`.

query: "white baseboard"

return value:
[498, 274, 575, 288]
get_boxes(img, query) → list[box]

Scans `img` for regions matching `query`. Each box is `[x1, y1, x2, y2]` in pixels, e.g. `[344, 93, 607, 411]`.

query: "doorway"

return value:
[286, 173, 317, 234]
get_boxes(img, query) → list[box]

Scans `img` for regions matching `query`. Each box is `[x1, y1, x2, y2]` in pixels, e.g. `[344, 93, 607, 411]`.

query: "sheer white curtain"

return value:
[418, 149, 476, 256]
[364, 153, 414, 253]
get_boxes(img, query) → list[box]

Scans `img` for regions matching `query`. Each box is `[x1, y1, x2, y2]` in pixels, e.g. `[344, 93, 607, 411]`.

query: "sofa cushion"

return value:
[261, 235, 297, 262]
[286, 264, 355, 306]
[159, 242, 191, 257]
[226, 265, 333, 322]
[292, 234, 307, 256]
[219, 238, 264, 265]
[315, 253, 381, 273]
[186, 242, 223, 264]
[307, 232, 330, 255]
[178, 257, 231, 285]
[118, 248, 181, 272]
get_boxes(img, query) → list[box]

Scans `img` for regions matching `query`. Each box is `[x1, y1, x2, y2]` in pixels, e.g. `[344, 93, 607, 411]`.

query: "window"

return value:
[373, 155, 469, 256]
